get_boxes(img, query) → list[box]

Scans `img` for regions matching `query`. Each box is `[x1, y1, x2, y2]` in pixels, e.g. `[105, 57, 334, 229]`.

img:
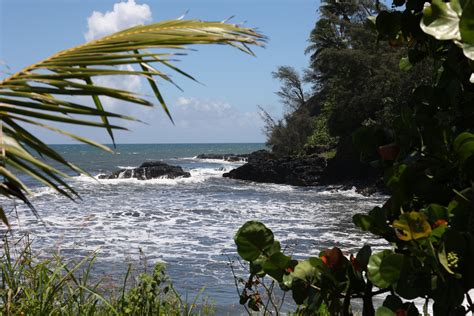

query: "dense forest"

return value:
[261, 0, 432, 183]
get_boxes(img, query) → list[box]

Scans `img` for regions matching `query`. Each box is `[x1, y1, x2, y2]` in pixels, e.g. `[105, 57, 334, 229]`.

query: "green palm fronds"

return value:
[0, 19, 264, 225]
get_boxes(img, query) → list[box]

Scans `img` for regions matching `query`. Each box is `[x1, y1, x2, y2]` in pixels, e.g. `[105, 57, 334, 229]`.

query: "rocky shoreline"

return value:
[221, 150, 384, 196]
[222, 150, 326, 186]
[98, 151, 384, 195]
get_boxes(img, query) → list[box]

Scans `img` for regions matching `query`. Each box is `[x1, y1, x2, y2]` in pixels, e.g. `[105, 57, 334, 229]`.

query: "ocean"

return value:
[2, 143, 387, 312]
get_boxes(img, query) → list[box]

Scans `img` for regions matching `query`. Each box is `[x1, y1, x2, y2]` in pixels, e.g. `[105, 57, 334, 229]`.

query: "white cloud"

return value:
[174, 97, 236, 122]
[85, 0, 152, 41]
[83, 1, 152, 113]
[162, 96, 265, 142]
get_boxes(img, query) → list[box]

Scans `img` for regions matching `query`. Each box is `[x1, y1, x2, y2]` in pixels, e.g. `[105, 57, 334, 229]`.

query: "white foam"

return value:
[72, 166, 230, 186]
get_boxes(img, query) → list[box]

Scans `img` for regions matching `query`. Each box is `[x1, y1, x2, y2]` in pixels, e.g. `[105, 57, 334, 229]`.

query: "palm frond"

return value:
[0, 19, 264, 225]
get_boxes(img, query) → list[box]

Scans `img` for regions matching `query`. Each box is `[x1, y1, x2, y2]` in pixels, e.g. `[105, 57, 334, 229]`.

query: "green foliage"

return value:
[0, 235, 214, 315]
[234, 0, 474, 314]
[305, 103, 338, 149]
[261, 67, 315, 156]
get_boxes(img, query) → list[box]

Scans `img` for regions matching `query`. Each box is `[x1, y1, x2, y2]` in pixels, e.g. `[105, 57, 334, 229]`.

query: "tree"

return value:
[272, 66, 308, 112]
[262, 66, 314, 156]
[0, 19, 263, 226]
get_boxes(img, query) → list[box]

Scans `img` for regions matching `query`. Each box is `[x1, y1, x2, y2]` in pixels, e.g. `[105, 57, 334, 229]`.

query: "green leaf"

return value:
[262, 252, 291, 282]
[453, 132, 474, 162]
[376, 306, 396, 316]
[356, 245, 372, 270]
[292, 259, 320, 282]
[0, 206, 9, 228]
[379, 253, 404, 285]
[368, 250, 393, 288]
[234, 221, 275, 261]
[399, 57, 413, 71]
[353, 214, 373, 231]
[420, 0, 462, 41]
[459, 0, 474, 44]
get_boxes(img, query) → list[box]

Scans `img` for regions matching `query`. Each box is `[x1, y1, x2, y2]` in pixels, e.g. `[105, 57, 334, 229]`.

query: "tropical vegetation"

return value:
[234, 0, 474, 314]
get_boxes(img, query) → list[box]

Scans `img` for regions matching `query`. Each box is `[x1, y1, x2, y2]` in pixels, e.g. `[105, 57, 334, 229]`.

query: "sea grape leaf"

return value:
[420, 0, 462, 41]
[292, 259, 320, 283]
[234, 221, 275, 261]
[379, 253, 404, 285]
[376, 306, 396, 316]
[353, 214, 373, 231]
[368, 250, 393, 288]
[262, 252, 291, 282]
[356, 245, 372, 270]
[395, 257, 429, 299]
[393, 211, 432, 241]
[454, 132, 474, 162]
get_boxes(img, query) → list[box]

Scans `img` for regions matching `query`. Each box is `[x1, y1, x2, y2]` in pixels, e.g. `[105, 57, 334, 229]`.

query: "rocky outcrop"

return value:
[223, 150, 326, 186]
[196, 153, 249, 162]
[98, 161, 190, 180]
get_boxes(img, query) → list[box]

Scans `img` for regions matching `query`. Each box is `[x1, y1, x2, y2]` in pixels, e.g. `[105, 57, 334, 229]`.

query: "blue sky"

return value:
[0, 0, 319, 144]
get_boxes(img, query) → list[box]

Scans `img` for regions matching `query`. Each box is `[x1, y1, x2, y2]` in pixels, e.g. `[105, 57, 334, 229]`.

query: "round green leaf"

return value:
[376, 306, 396, 316]
[234, 221, 275, 261]
[368, 250, 393, 288]
[262, 252, 291, 282]
[292, 259, 319, 282]
[380, 254, 404, 285]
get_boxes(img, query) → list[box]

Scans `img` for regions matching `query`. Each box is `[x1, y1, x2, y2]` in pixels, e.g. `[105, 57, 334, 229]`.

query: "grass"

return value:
[0, 234, 215, 315]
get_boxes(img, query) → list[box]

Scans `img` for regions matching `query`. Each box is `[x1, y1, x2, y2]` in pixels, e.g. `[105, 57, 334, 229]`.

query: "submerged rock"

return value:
[223, 150, 326, 186]
[98, 161, 190, 180]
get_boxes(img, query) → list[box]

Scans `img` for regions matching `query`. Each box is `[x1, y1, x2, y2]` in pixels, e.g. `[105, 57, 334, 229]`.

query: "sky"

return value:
[0, 0, 319, 144]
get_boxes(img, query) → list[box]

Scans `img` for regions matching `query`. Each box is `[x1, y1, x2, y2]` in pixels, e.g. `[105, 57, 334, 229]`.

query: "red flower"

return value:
[433, 219, 448, 228]
[320, 247, 344, 270]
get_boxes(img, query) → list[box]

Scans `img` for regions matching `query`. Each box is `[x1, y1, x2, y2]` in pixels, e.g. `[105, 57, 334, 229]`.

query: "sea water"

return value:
[1, 143, 388, 312]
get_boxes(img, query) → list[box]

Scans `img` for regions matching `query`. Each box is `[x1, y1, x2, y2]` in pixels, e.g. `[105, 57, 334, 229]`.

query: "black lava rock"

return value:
[98, 161, 190, 180]
[223, 150, 326, 186]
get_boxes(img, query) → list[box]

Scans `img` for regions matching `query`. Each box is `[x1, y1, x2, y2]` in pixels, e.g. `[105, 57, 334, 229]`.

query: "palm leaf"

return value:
[0, 19, 264, 224]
